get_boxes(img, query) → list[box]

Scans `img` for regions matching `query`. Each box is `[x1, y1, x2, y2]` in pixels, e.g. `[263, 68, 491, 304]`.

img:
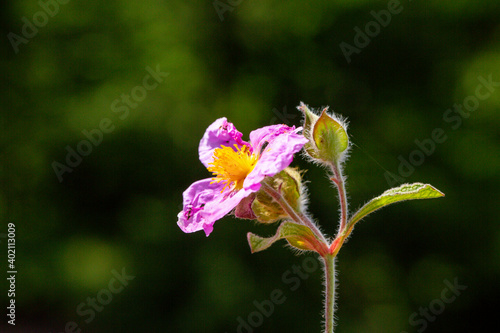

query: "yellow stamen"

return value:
[208, 144, 258, 192]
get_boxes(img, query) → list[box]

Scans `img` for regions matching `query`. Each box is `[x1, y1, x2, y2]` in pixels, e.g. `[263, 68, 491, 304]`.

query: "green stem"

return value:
[330, 162, 348, 238]
[261, 180, 328, 245]
[323, 254, 336, 333]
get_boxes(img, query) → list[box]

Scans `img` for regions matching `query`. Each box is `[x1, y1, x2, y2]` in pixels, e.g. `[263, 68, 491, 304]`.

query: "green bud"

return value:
[251, 192, 285, 223]
[251, 167, 304, 223]
[298, 102, 349, 164]
[313, 109, 349, 160]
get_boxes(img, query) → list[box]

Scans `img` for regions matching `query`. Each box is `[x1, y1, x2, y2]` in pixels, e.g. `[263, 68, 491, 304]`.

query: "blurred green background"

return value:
[1, 0, 499, 332]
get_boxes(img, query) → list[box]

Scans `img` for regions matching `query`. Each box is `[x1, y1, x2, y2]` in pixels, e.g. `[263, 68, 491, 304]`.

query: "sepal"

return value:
[247, 221, 328, 255]
[297, 102, 320, 159]
[234, 193, 257, 220]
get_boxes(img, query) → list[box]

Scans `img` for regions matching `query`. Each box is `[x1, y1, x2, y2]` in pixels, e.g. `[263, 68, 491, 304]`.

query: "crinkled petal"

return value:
[249, 124, 292, 154]
[180, 122, 306, 236]
[244, 127, 308, 189]
[198, 118, 249, 168]
[177, 178, 227, 236]
[177, 178, 257, 236]
[202, 187, 255, 226]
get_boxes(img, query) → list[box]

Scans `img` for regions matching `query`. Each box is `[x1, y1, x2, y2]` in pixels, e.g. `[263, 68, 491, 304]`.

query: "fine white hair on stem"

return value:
[321, 255, 338, 333]
[327, 167, 351, 235]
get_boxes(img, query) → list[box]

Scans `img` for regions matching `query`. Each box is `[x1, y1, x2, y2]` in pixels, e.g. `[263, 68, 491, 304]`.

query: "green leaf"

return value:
[347, 183, 444, 231]
[247, 221, 326, 254]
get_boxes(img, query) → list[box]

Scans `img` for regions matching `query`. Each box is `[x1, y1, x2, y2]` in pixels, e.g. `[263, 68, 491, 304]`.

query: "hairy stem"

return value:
[323, 254, 336, 333]
[330, 162, 348, 238]
[261, 180, 327, 245]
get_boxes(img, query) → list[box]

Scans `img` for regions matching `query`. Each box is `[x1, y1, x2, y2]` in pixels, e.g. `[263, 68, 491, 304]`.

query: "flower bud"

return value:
[251, 167, 304, 223]
[298, 102, 349, 164]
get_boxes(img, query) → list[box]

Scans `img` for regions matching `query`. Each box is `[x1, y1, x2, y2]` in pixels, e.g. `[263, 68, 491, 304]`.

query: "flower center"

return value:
[208, 144, 257, 191]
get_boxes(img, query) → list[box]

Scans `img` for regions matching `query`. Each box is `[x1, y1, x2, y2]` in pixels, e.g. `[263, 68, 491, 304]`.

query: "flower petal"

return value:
[198, 118, 249, 168]
[177, 178, 257, 236]
[244, 126, 308, 189]
[202, 187, 255, 227]
[249, 124, 292, 154]
[177, 178, 226, 236]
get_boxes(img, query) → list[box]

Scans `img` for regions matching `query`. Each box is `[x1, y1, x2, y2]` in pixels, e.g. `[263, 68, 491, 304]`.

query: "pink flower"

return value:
[177, 118, 308, 236]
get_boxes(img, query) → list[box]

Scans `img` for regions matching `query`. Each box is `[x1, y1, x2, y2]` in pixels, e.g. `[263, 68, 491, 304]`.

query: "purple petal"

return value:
[177, 178, 257, 236]
[249, 124, 292, 154]
[244, 126, 308, 189]
[198, 118, 249, 168]
[177, 178, 226, 236]
[202, 187, 255, 226]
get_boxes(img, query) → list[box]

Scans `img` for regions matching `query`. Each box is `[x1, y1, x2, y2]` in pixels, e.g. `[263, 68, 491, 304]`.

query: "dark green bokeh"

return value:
[1, 0, 499, 332]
